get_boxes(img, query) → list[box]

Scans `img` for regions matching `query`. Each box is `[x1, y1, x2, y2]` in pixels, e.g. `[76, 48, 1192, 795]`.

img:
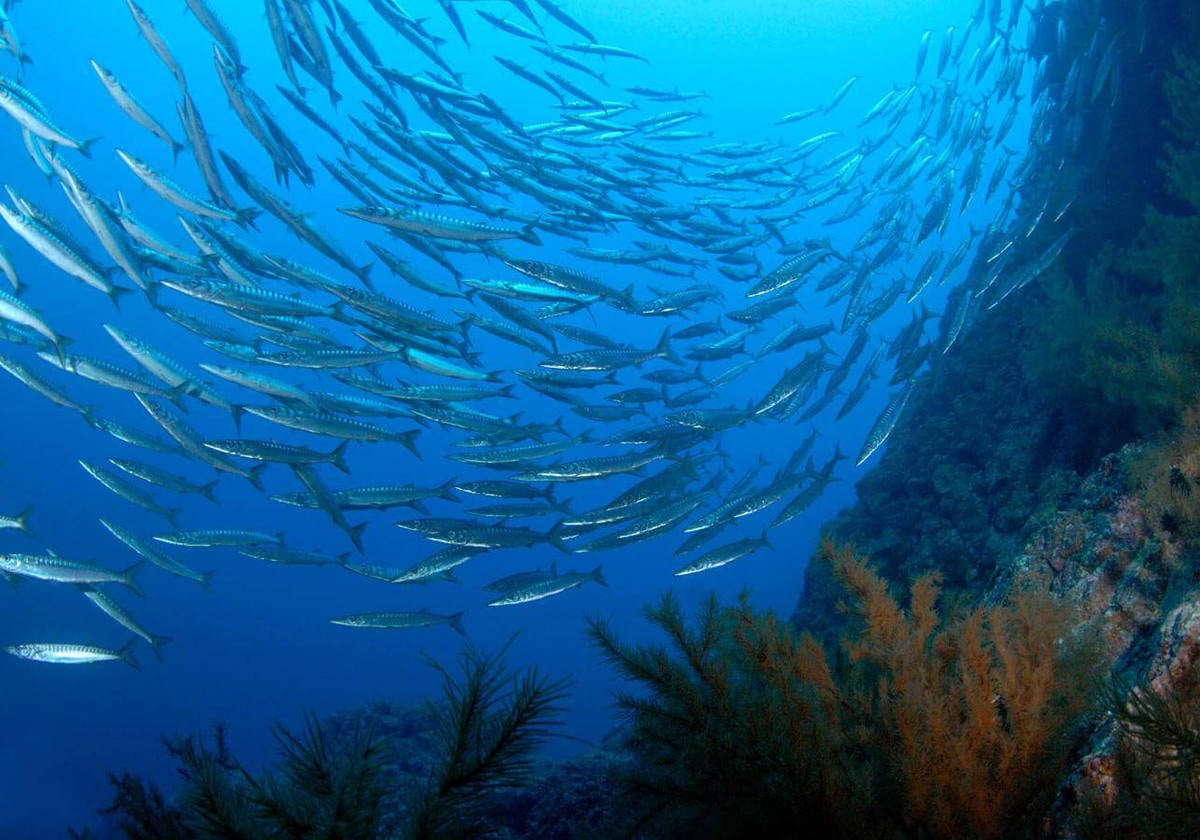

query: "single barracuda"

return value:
[100, 518, 212, 588]
[0, 552, 142, 594]
[184, 0, 244, 73]
[89, 60, 181, 158]
[0, 287, 66, 353]
[0, 76, 95, 155]
[240, 545, 348, 566]
[39, 351, 187, 406]
[161, 276, 339, 319]
[463, 276, 599, 306]
[5, 640, 139, 669]
[108, 458, 218, 502]
[198, 363, 317, 408]
[389, 546, 481, 584]
[153, 529, 284, 548]
[104, 325, 237, 420]
[205, 439, 350, 473]
[396, 517, 570, 553]
[0, 354, 91, 416]
[330, 609, 466, 635]
[403, 348, 499, 382]
[339, 205, 542, 245]
[487, 565, 605, 606]
[125, 0, 188, 88]
[856, 380, 915, 467]
[257, 348, 400, 369]
[87, 417, 182, 456]
[675, 531, 772, 576]
[539, 329, 679, 371]
[271, 480, 457, 512]
[242, 405, 422, 458]
[134, 395, 264, 487]
[53, 161, 150, 292]
[448, 435, 590, 467]
[115, 149, 255, 225]
[79, 459, 182, 527]
[514, 449, 669, 482]
[82, 588, 170, 660]
[0, 197, 126, 304]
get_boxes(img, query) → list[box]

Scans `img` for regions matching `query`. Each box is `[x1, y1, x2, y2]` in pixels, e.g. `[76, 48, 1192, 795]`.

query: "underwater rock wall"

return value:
[792, 0, 1200, 826]
[792, 0, 1192, 641]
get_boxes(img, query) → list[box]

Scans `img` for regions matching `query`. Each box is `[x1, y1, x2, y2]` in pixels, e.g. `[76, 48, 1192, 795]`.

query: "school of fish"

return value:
[0, 0, 1124, 666]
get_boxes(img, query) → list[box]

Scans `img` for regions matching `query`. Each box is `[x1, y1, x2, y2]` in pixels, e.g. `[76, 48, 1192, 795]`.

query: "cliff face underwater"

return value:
[794, 0, 1200, 833]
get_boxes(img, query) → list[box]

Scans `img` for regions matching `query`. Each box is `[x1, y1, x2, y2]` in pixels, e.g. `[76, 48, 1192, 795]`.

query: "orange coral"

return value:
[591, 540, 1098, 839]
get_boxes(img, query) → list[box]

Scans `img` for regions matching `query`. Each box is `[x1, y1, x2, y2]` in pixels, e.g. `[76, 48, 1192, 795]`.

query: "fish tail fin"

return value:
[356, 263, 375, 290]
[547, 521, 571, 554]
[166, 381, 191, 412]
[78, 137, 101, 159]
[149, 634, 172, 663]
[682, 456, 700, 482]
[13, 504, 33, 534]
[236, 207, 262, 229]
[48, 332, 75, 366]
[347, 521, 368, 554]
[201, 480, 219, 503]
[230, 404, 245, 431]
[329, 440, 352, 474]
[329, 86, 342, 108]
[121, 561, 145, 597]
[169, 140, 184, 162]
[830, 443, 846, 465]
[519, 221, 542, 246]
[166, 507, 184, 529]
[400, 429, 422, 460]
[500, 383, 516, 399]
[117, 638, 141, 670]
[760, 530, 774, 551]
[591, 564, 607, 587]
[439, 478, 460, 503]
[449, 611, 467, 637]
[335, 552, 351, 566]
[555, 497, 573, 513]
[247, 463, 268, 491]
[198, 570, 216, 591]
[655, 328, 681, 365]
[109, 285, 136, 309]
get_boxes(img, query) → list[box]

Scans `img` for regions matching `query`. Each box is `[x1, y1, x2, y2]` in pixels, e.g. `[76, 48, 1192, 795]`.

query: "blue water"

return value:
[0, 0, 1025, 833]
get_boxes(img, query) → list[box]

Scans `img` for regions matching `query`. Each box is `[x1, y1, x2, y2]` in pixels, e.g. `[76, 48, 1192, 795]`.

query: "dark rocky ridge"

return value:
[792, 0, 1190, 642]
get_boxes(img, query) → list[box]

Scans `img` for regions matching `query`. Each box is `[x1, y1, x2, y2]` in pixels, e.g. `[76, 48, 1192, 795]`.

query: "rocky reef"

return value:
[792, 0, 1200, 832]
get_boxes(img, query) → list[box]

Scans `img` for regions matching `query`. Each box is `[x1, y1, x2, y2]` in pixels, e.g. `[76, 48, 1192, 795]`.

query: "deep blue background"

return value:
[0, 0, 1009, 834]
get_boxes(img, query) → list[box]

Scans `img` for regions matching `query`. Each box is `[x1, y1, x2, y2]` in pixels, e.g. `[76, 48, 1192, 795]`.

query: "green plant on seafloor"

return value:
[589, 539, 1101, 840]
[88, 644, 569, 840]
[1074, 664, 1200, 839]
